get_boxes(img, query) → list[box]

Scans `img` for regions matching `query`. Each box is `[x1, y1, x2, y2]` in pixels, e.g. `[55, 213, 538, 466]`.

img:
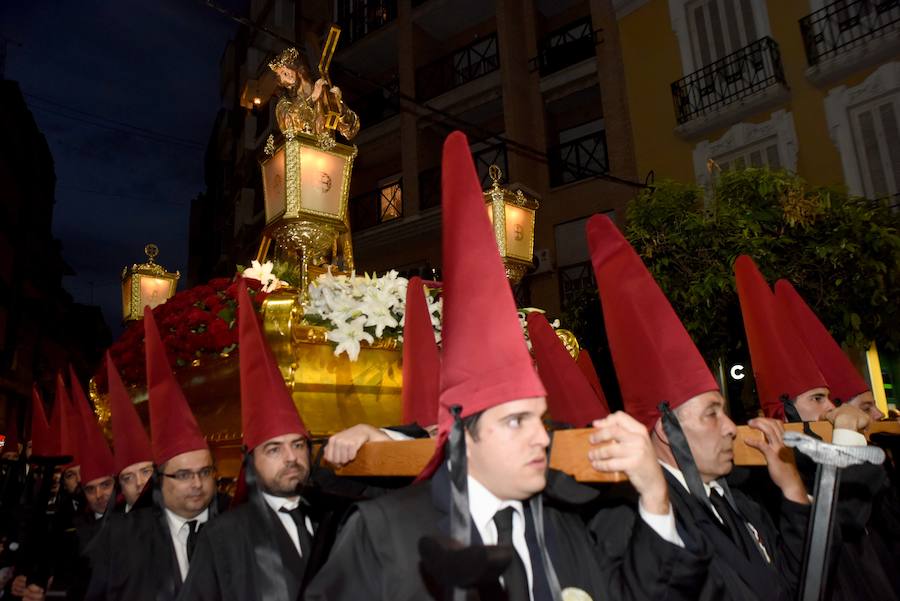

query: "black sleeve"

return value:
[383, 423, 431, 439]
[588, 504, 711, 601]
[303, 511, 383, 600]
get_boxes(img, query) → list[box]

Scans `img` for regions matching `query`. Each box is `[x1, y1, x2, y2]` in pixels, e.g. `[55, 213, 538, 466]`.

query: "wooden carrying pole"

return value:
[331, 421, 900, 483]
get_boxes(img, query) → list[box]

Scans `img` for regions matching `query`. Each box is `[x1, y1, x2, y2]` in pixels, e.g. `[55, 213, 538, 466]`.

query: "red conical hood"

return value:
[52, 373, 80, 464]
[72, 381, 115, 485]
[587, 215, 718, 429]
[30, 385, 55, 457]
[238, 281, 307, 451]
[734, 256, 828, 418]
[576, 351, 605, 402]
[107, 353, 153, 473]
[774, 280, 868, 404]
[421, 132, 546, 478]
[401, 277, 440, 427]
[144, 308, 208, 465]
[527, 312, 609, 426]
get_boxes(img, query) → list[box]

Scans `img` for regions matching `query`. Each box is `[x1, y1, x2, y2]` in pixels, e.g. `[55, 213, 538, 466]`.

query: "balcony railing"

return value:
[800, 0, 900, 66]
[548, 131, 608, 187]
[416, 33, 500, 101]
[417, 143, 507, 209]
[357, 76, 400, 128]
[670, 37, 786, 125]
[349, 180, 403, 231]
[337, 0, 398, 47]
[530, 17, 598, 76]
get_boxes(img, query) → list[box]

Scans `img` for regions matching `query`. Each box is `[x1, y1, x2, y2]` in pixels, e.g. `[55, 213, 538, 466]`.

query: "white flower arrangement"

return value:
[301, 270, 558, 362]
[304, 269, 442, 361]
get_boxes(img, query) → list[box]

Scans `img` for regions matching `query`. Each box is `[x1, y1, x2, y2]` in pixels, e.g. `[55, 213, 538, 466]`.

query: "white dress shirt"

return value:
[164, 507, 209, 581]
[261, 491, 315, 557]
[467, 476, 533, 600]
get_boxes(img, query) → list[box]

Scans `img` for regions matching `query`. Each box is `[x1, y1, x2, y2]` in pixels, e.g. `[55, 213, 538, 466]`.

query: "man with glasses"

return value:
[86, 309, 226, 601]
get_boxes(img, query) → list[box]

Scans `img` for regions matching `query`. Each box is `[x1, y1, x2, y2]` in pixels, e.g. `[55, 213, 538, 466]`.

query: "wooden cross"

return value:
[318, 25, 342, 131]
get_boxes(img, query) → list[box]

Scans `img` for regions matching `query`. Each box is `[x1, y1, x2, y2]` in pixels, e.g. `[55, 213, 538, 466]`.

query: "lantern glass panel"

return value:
[299, 145, 347, 217]
[263, 147, 287, 223]
[140, 276, 172, 311]
[504, 205, 534, 262]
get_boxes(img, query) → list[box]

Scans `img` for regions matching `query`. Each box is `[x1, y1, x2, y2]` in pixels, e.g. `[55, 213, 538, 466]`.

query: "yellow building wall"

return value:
[618, 0, 897, 190]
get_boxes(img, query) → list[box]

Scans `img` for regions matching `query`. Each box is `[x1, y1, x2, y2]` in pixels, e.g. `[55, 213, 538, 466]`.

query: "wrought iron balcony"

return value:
[417, 143, 507, 209]
[337, 0, 398, 47]
[531, 17, 598, 77]
[415, 33, 500, 101]
[349, 180, 403, 231]
[356, 76, 400, 128]
[670, 37, 786, 125]
[800, 0, 900, 67]
[548, 131, 608, 187]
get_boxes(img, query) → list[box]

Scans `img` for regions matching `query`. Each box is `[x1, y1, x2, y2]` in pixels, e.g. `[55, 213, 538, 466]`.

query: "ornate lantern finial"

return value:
[121, 244, 179, 322]
[483, 165, 540, 284]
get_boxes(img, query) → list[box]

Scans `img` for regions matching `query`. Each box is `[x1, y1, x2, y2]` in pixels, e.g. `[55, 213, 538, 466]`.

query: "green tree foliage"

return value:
[625, 168, 900, 362]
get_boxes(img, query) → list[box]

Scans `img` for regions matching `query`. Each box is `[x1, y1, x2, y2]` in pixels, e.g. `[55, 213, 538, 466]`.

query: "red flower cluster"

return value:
[95, 276, 269, 391]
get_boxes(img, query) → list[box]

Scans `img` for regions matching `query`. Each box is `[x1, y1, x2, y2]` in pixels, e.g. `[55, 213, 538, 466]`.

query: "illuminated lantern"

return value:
[121, 244, 179, 322]
[483, 165, 539, 284]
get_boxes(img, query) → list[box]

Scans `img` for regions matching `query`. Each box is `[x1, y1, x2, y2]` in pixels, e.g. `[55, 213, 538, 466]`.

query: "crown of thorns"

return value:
[269, 47, 300, 71]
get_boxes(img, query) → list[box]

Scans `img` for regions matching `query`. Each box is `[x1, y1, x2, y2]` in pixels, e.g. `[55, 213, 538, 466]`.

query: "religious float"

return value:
[89, 32, 560, 477]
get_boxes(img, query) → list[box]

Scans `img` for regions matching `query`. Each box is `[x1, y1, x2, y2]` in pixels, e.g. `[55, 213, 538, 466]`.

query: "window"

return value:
[670, 0, 771, 74]
[554, 213, 614, 309]
[717, 138, 781, 172]
[692, 110, 797, 187]
[379, 180, 402, 222]
[687, 0, 758, 66]
[825, 62, 900, 200]
[849, 96, 900, 199]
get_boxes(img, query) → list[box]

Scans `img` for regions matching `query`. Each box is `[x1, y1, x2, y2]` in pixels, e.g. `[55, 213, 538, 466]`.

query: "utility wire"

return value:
[196, 0, 648, 189]
[26, 98, 206, 151]
[24, 92, 206, 148]
[57, 184, 189, 206]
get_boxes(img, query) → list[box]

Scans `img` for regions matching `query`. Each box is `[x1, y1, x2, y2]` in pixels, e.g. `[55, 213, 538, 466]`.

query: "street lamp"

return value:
[121, 244, 179, 322]
[483, 165, 540, 284]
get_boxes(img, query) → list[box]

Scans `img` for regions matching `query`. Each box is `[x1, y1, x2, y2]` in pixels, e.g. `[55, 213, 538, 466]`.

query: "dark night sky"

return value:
[2, 1, 242, 337]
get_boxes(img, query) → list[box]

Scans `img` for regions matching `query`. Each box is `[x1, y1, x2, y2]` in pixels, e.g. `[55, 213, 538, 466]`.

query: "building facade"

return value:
[193, 0, 646, 321]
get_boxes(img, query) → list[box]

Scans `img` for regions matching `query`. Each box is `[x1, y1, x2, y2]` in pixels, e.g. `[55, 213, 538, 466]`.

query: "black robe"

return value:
[177, 467, 387, 601]
[305, 466, 710, 601]
[794, 448, 900, 601]
[658, 470, 809, 601]
[85, 492, 229, 601]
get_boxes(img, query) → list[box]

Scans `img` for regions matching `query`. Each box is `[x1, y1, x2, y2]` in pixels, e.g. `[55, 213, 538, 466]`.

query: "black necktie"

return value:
[280, 505, 313, 558]
[186, 520, 201, 561]
[494, 507, 529, 601]
[709, 489, 759, 560]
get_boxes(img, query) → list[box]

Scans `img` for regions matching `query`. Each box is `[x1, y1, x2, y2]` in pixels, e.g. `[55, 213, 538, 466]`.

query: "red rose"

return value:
[208, 277, 233, 290]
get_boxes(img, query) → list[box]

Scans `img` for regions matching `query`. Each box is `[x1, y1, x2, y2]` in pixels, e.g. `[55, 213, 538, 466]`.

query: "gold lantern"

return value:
[484, 165, 539, 284]
[261, 131, 357, 291]
[261, 37, 361, 293]
[121, 244, 179, 322]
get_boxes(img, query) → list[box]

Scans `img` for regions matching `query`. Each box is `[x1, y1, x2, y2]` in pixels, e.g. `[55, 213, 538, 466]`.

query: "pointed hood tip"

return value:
[144, 309, 209, 466]
[237, 279, 307, 452]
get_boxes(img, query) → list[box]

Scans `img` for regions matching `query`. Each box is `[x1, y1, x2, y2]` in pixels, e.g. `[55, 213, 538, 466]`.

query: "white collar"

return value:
[94, 512, 104, 520]
[659, 460, 724, 497]
[466, 475, 524, 536]
[165, 507, 209, 532]
[261, 491, 301, 513]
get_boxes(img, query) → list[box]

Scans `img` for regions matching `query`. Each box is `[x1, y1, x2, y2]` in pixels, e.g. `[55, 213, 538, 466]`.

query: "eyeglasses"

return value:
[161, 466, 216, 482]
